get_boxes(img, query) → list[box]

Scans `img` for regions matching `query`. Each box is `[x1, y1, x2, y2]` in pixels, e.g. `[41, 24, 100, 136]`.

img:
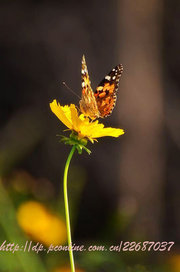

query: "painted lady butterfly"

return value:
[79, 55, 123, 120]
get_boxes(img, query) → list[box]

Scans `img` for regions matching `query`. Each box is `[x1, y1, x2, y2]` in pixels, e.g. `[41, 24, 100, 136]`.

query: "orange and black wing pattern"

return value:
[94, 64, 123, 118]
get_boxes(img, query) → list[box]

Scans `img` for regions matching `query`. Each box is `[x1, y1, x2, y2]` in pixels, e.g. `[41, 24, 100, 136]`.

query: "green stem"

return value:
[63, 145, 76, 272]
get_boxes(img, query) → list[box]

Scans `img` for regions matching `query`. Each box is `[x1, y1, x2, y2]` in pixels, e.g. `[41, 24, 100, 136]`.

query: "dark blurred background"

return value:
[0, 1, 179, 272]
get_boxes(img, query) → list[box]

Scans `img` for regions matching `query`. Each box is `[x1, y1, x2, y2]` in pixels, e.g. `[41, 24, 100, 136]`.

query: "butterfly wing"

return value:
[81, 55, 93, 94]
[94, 64, 123, 118]
[79, 55, 99, 119]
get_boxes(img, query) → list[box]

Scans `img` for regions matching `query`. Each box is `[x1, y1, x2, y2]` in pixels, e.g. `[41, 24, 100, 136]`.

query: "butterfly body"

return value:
[79, 55, 123, 120]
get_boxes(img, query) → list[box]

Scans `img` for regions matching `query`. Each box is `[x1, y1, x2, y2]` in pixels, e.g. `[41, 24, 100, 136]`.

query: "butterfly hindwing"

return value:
[81, 54, 92, 94]
[79, 55, 99, 119]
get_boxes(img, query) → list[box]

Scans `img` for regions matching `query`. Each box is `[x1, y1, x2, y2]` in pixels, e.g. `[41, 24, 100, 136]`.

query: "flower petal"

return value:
[70, 104, 83, 131]
[92, 127, 125, 138]
[78, 120, 124, 141]
[50, 100, 73, 130]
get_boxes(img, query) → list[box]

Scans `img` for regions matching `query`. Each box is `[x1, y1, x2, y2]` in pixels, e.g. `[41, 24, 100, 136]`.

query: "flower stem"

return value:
[63, 145, 76, 272]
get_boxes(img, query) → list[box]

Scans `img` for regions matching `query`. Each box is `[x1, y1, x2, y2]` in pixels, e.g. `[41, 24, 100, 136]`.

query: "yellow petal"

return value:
[50, 100, 73, 130]
[92, 127, 125, 138]
[70, 104, 83, 131]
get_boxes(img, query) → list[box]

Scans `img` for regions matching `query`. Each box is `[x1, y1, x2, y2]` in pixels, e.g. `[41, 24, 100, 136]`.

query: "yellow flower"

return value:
[50, 99, 124, 143]
[17, 201, 67, 246]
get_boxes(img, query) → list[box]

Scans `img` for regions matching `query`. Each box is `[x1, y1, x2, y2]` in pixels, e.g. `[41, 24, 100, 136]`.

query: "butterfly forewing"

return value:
[94, 64, 123, 118]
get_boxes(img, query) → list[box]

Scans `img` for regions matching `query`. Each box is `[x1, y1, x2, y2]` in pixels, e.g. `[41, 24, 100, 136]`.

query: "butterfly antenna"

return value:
[62, 81, 81, 99]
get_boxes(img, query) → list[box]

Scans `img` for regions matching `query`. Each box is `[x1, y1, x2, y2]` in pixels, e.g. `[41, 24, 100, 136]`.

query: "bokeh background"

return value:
[0, 1, 179, 271]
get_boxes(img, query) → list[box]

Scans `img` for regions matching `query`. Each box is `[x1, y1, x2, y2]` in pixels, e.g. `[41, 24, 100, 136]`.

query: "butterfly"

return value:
[79, 55, 123, 120]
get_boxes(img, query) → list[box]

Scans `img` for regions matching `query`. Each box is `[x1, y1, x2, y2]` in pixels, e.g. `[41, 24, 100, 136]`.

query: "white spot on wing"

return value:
[105, 75, 111, 80]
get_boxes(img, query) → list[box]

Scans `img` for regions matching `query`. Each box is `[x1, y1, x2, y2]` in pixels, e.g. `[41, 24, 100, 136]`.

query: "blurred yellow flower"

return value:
[53, 266, 84, 272]
[50, 100, 124, 143]
[169, 255, 180, 272]
[17, 201, 67, 246]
